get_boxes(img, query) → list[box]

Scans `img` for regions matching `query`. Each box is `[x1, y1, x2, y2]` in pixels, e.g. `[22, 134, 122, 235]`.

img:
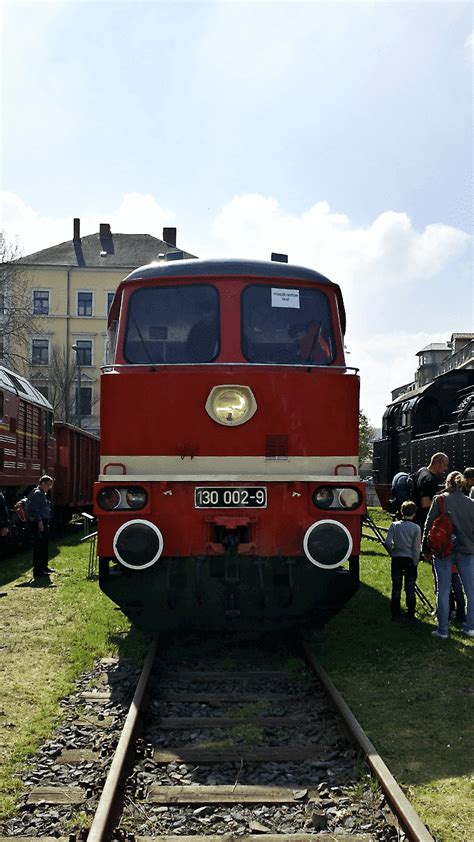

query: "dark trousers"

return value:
[449, 570, 466, 621]
[391, 556, 417, 618]
[31, 522, 50, 576]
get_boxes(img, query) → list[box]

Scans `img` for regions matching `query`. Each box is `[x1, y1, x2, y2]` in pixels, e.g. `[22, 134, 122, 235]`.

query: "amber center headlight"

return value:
[205, 385, 257, 426]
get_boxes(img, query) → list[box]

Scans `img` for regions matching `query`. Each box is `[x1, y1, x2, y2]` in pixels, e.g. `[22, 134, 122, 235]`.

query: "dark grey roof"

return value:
[124, 257, 335, 286]
[16, 233, 196, 268]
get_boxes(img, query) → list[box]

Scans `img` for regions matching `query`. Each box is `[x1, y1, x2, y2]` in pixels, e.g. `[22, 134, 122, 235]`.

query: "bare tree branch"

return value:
[0, 231, 46, 363]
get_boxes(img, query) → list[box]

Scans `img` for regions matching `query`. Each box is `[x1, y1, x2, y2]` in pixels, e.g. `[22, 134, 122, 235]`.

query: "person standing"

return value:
[423, 471, 474, 640]
[28, 475, 55, 579]
[384, 500, 421, 620]
[463, 467, 474, 499]
[413, 452, 449, 531]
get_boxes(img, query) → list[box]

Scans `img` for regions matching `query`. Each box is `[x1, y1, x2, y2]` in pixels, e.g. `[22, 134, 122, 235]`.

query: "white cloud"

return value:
[348, 330, 451, 427]
[208, 194, 470, 292]
[465, 32, 474, 60]
[0, 192, 176, 255]
[1, 189, 470, 425]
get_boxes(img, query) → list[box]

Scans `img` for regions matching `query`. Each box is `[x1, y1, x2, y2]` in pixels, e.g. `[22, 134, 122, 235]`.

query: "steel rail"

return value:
[300, 640, 434, 842]
[87, 637, 159, 842]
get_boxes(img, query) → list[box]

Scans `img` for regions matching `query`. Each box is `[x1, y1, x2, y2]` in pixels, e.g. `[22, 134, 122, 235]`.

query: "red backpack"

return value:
[427, 495, 455, 557]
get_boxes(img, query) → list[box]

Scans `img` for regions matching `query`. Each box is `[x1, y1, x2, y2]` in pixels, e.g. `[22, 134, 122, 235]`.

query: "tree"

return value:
[0, 232, 44, 367]
[359, 409, 377, 464]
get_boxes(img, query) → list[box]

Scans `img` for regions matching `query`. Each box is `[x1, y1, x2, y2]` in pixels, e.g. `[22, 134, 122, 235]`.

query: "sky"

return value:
[1, 0, 473, 426]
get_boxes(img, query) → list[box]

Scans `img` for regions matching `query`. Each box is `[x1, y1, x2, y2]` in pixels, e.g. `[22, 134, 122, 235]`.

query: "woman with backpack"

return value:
[423, 471, 474, 640]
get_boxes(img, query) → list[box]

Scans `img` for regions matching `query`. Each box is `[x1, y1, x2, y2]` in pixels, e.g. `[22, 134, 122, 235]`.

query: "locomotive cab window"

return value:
[241, 285, 335, 365]
[123, 285, 219, 364]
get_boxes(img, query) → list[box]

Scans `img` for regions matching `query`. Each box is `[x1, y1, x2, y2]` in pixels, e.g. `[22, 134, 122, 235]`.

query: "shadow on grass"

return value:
[0, 543, 61, 588]
[310, 578, 474, 788]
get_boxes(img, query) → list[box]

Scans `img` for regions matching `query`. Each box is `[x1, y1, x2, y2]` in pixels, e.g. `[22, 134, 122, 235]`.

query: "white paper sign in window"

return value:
[271, 288, 300, 309]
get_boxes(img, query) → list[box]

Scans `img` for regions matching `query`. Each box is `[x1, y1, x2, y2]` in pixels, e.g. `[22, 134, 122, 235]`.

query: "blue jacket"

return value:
[27, 487, 52, 523]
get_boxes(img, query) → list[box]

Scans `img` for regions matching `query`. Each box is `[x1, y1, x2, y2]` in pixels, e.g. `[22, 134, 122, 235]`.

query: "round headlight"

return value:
[313, 488, 335, 509]
[206, 385, 257, 426]
[214, 389, 249, 423]
[339, 488, 361, 509]
[126, 487, 148, 510]
[97, 487, 121, 510]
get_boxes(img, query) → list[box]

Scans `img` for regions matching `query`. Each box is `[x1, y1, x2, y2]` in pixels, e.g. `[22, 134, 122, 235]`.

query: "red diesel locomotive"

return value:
[95, 257, 365, 631]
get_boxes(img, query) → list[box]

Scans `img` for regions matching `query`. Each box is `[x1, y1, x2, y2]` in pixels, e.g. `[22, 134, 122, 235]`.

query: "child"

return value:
[384, 501, 422, 620]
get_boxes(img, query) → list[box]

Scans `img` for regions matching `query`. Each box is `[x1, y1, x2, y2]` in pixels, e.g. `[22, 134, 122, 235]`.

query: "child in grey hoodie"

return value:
[384, 501, 421, 620]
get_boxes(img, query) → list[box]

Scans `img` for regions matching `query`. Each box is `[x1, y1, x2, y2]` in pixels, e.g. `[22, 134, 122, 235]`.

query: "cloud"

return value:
[209, 193, 469, 290]
[0, 192, 176, 255]
[1, 189, 470, 425]
[465, 32, 474, 60]
[349, 330, 451, 426]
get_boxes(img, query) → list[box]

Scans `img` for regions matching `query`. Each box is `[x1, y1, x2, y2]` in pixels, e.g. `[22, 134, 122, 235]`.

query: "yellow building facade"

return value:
[5, 220, 193, 435]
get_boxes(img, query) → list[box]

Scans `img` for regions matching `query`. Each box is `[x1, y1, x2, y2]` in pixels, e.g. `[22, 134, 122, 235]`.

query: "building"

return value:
[2, 220, 195, 434]
[391, 333, 474, 402]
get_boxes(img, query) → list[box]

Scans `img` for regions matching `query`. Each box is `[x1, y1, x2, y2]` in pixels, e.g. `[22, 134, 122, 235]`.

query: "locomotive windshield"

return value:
[241, 285, 335, 365]
[123, 285, 219, 364]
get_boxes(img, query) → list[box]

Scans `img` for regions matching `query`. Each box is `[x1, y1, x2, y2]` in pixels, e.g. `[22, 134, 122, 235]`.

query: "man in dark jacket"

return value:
[414, 452, 449, 531]
[28, 475, 54, 579]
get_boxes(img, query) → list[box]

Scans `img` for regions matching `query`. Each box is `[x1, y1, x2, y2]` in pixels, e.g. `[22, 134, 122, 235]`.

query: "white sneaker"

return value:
[431, 630, 448, 640]
[463, 629, 474, 638]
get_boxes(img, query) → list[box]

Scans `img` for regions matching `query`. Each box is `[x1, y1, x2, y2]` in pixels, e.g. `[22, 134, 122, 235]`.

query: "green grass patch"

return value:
[308, 507, 473, 842]
[0, 532, 146, 819]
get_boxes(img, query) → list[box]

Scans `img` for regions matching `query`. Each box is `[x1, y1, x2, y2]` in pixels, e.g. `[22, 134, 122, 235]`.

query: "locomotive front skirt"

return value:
[95, 258, 365, 632]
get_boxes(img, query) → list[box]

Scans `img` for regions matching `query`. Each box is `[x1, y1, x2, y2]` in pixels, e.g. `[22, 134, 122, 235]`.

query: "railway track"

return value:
[0, 637, 433, 842]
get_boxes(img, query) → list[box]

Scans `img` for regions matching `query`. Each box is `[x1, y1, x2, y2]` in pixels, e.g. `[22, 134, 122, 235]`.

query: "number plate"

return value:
[194, 486, 267, 509]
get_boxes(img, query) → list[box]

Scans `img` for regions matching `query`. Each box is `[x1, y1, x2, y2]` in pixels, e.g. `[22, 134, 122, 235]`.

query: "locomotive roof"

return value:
[117, 258, 346, 333]
[0, 366, 53, 410]
[124, 257, 336, 286]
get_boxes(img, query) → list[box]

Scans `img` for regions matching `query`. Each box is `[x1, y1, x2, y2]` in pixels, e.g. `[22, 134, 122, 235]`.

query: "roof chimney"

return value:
[163, 227, 177, 247]
[73, 218, 80, 240]
[99, 223, 111, 237]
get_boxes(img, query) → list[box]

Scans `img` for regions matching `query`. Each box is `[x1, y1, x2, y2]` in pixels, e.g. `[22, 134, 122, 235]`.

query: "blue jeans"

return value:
[433, 553, 474, 636]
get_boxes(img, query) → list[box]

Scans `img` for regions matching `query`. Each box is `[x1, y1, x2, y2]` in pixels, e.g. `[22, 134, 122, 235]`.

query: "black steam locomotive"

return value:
[373, 367, 474, 509]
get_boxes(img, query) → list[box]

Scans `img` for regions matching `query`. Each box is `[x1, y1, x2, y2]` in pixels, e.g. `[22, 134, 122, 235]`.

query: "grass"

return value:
[307, 507, 474, 842]
[0, 530, 147, 819]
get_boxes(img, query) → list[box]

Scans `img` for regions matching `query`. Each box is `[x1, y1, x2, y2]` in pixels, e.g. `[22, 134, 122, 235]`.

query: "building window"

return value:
[36, 385, 49, 404]
[106, 291, 115, 315]
[76, 386, 92, 416]
[0, 336, 4, 359]
[31, 338, 49, 365]
[33, 290, 50, 315]
[74, 339, 93, 366]
[77, 291, 93, 317]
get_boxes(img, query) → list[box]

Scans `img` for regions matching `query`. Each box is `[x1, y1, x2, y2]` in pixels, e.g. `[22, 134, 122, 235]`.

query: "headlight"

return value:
[97, 487, 121, 510]
[205, 385, 257, 426]
[339, 488, 360, 509]
[313, 486, 362, 510]
[313, 488, 335, 509]
[126, 487, 148, 510]
[97, 486, 148, 511]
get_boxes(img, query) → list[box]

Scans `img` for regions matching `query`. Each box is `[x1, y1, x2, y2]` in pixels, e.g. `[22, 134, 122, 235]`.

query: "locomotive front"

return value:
[95, 258, 365, 632]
